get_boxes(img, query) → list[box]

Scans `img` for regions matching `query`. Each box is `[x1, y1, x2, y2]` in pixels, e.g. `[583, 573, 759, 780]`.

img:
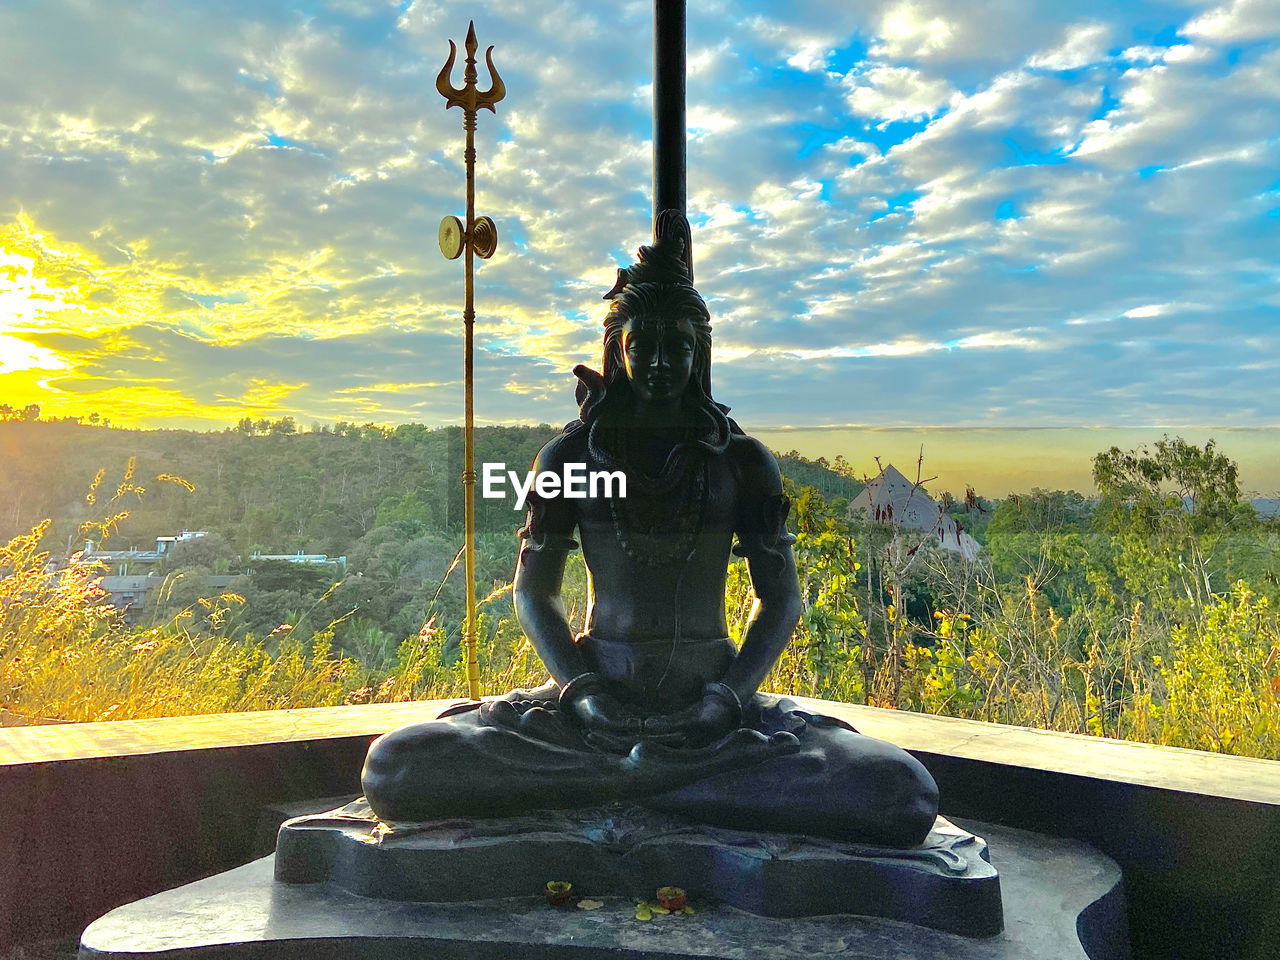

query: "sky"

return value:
[1, 0, 1278, 493]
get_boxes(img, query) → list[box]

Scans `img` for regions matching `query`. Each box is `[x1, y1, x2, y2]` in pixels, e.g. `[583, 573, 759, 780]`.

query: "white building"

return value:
[80, 530, 210, 574]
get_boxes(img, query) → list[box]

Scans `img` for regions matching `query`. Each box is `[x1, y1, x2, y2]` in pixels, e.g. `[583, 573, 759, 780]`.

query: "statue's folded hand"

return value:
[559, 672, 643, 753]
[641, 681, 743, 749]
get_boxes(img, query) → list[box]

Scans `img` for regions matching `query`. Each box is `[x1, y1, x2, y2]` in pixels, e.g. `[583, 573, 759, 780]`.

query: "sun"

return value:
[0, 261, 72, 374]
[0, 238, 79, 375]
[0, 333, 68, 374]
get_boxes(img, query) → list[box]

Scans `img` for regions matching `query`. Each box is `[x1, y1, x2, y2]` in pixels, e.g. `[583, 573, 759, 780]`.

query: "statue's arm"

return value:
[512, 437, 643, 749]
[512, 444, 590, 685]
[720, 439, 803, 704]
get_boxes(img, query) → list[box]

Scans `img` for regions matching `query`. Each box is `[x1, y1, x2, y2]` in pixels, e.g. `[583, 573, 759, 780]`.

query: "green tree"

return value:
[1093, 436, 1254, 612]
[1093, 436, 1243, 534]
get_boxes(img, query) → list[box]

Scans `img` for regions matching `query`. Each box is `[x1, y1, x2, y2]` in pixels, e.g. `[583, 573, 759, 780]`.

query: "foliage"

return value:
[1092, 435, 1257, 613]
[0, 403, 42, 422]
[1140, 582, 1280, 756]
[756, 437, 1280, 759]
[763, 479, 866, 703]
[4, 423, 1280, 764]
[1093, 435, 1242, 532]
[0, 419, 563, 554]
[0, 520, 551, 721]
[774, 451, 863, 504]
[1, 522, 361, 720]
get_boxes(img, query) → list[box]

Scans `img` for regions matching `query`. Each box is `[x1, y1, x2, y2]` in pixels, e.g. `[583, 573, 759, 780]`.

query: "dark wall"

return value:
[1, 704, 1278, 959]
[0, 737, 370, 948]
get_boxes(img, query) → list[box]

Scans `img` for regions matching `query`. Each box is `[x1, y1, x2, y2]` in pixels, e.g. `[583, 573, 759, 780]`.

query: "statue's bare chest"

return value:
[572, 447, 740, 568]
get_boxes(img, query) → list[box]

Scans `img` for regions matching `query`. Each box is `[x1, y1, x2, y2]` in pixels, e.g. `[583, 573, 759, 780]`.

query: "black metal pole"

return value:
[653, 0, 686, 226]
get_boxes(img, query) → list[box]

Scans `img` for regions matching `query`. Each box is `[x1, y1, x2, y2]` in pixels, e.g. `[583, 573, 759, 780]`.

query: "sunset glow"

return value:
[0, 1, 1276, 488]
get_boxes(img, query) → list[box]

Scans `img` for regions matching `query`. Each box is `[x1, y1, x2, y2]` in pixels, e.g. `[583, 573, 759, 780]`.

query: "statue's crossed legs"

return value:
[362, 691, 939, 849]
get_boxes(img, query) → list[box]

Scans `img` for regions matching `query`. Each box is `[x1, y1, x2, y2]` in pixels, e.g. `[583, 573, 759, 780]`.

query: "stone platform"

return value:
[275, 801, 1002, 937]
[79, 816, 1129, 960]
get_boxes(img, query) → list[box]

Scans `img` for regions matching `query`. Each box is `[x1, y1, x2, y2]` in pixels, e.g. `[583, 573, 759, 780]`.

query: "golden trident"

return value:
[436, 21, 505, 700]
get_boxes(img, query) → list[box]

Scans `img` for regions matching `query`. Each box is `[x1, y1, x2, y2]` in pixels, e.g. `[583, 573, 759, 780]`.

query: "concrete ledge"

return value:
[6, 697, 1275, 804]
[792, 697, 1280, 805]
[4, 698, 1279, 959]
[0, 701, 458, 764]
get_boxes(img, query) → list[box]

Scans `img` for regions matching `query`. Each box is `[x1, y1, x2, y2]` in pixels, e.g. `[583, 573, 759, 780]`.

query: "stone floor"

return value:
[80, 819, 1129, 960]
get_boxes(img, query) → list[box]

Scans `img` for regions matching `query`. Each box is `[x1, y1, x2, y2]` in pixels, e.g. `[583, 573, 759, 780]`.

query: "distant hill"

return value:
[0, 420, 862, 555]
[774, 452, 863, 503]
[0, 420, 553, 552]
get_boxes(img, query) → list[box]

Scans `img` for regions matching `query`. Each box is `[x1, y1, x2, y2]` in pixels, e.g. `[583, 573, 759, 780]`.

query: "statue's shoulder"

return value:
[726, 433, 783, 496]
[531, 421, 589, 472]
[726, 434, 795, 569]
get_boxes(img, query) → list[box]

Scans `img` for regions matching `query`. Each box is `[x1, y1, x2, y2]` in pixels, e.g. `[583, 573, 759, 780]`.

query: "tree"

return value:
[1093, 436, 1242, 535]
[164, 532, 239, 572]
[1092, 436, 1253, 612]
[375, 491, 434, 534]
[987, 489, 1090, 538]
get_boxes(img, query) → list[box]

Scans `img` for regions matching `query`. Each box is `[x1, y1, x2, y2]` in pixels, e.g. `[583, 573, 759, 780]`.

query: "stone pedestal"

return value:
[276, 801, 1003, 937]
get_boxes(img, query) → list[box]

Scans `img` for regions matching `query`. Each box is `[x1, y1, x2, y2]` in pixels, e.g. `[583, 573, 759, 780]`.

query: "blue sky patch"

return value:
[1002, 137, 1070, 167]
[265, 133, 294, 148]
[826, 39, 870, 75]
[1143, 24, 1185, 47]
[189, 292, 249, 309]
[1090, 85, 1121, 122]
[796, 123, 846, 160]
[868, 190, 921, 224]
[860, 117, 932, 154]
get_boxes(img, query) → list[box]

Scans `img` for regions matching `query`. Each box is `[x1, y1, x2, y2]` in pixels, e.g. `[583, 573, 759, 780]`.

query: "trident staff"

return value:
[436, 22, 505, 700]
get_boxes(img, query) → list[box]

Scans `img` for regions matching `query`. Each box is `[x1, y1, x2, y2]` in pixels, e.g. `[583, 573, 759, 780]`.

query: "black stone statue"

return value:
[362, 229, 939, 848]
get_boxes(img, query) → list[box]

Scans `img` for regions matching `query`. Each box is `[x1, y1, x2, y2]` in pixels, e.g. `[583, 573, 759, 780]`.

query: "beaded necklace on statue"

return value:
[588, 417, 707, 567]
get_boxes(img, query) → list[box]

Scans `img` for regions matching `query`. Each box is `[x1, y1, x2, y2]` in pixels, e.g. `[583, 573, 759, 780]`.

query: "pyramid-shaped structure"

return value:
[848, 465, 980, 561]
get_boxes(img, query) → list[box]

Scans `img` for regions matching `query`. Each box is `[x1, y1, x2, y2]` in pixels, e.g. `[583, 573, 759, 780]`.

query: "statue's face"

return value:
[621, 314, 696, 405]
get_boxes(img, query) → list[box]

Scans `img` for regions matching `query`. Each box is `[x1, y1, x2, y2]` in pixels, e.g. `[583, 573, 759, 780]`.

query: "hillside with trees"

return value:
[0, 419, 861, 665]
[4, 420, 1279, 760]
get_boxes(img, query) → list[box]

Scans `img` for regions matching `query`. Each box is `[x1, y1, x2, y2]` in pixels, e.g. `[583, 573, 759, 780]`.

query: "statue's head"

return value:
[574, 226, 734, 454]
[598, 231, 714, 408]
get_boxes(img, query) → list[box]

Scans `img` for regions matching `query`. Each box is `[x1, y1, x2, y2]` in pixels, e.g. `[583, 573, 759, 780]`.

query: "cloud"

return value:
[1027, 22, 1113, 71]
[1185, 0, 1280, 43]
[0, 334, 70, 374]
[743, 15, 841, 73]
[0, 0, 1277, 436]
[871, 4, 955, 60]
[843, 66, 957, 122]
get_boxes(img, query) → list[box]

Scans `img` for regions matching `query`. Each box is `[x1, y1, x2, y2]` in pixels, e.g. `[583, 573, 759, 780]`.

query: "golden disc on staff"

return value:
[436, 20, 506, 700]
